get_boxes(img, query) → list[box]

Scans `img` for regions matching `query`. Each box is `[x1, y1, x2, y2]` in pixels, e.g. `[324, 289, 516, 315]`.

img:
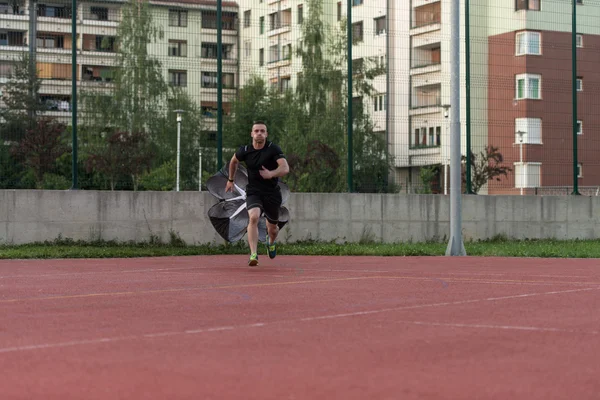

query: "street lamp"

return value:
[442, 104, 451, 195]
[198, 149, 202, 192]
[517, 130, 525, 195]
[174, 110, 184, 192]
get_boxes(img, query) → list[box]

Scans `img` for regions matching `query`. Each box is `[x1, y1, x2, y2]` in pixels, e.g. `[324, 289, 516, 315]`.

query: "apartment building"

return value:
[0, 0, 238, 131]
[237, 0, 386, 131]
[390, 0, 600, 194]
[486, 0, 600, 194]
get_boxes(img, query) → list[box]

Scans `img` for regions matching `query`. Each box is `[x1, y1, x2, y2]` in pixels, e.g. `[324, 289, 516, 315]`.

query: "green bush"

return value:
[139, 160, 175, 191]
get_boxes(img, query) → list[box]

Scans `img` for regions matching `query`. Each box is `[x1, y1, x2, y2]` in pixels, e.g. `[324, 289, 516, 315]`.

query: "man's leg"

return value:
[263, 191, 282, 259]
[247, 207, 261, 264]
[247, 207, 261, 254]
[266, 221, 279, 246]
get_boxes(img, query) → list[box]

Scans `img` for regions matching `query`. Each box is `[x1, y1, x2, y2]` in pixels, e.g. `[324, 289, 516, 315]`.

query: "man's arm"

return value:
[225, 154, 240, 192]
[260, 158, 289, 180]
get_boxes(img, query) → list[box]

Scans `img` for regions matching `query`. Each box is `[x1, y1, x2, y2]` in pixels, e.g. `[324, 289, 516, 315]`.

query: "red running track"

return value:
[0, 255, 599, 400]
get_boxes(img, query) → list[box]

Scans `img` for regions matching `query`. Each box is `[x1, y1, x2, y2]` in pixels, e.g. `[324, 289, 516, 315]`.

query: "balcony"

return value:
[267, 9, 291, 37]
[201, 11, 238, 32]
[82, 5, 120, 26]
[0, 30, 26, 47]
[411, 83, 441, 113]
[412, 2, 440, 29]
[411, 44, 441, 75]
[82, 34, 117, 54]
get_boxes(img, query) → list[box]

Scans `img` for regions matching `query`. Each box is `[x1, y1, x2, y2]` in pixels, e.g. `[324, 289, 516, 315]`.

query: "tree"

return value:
[0, 54, 46, 141]
[462, 146, 512, 194]
[80, 0, 167, 137]
[222, 0, 389, 193]
[152, 88, 210, 190]
[10, 118, 71, 188]
[287, 0, 388, 192]
[85, 131, 153, 190]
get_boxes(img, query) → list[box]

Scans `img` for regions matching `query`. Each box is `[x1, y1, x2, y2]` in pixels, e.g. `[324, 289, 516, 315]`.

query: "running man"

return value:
[225, 121, 290, 266]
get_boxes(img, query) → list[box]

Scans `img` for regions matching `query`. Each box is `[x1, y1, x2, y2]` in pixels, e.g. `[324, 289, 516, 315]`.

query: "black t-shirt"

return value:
[235, 141, 286, 193]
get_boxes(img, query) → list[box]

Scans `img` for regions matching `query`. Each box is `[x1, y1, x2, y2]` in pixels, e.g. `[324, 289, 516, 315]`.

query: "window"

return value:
[0, 63, 15, 80]
[280, 76, 291, 92]
[515, 118, 542, 144]
[168, 40, 187, 57]
[169, 10, 187, 27]
[577, 164, 582, 178]
[352, 96, 363, 116]
[515, 31, 540, 55]
[577, 120, 582, 135]
[353, 0, 363, 5]
[0, 31, 25, 46]
[282, 44, 292, 60]
[412, 124, 441, 147]
[352, 21, 363, 43]
[373, 94, 386, 112]
[200, 43, 232, 59]
[374, 16, 386, 35]
[201, 11, 237, 30]
[259, 17, 265, 34]
[269, 12, 280, 30]
[259, 48, 264, 66]
[37, 35, 64, 49]
[168, 70, 187, 87]
[298, 5, 303, 24]
[352, 58, 364, 75]
[223, 73, 235, 89]
[95, 36, 116, 52]
[337, 2, 342, 21]
[202, 72, 217, 88]
[244, 40, 251, 58]
[269, 44, 278, 63]
[0, 3, 20, 14]
[201, 72, 235, 89]
[244, 10, 251, 28]
[576, 34, 583, 48]
[515, 0, 540, 11]
[514, 163, 541, 188]
[577, 77, 583, 91]
[37, 4, 71, 18]
[516, 73, 541, 100]
[90, 7, 108, 21]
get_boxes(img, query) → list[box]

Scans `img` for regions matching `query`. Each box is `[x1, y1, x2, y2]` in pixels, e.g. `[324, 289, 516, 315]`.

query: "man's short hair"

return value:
[253, 120, 267, 129]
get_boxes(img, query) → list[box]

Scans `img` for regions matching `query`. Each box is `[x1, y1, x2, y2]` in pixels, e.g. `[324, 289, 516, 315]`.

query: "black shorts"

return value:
[246, 190, 282, 224]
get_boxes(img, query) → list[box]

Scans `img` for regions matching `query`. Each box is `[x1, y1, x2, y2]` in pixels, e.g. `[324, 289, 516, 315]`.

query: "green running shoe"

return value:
[248, 253, 259, 266]
[266, 234, 277, 259]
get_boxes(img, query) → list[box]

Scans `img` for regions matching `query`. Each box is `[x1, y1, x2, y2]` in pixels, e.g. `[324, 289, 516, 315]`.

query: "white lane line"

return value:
[1, 286, 598, 354]
[0, 266, 210, 279]
[0, 336, 137, 354]
[394, 320, 599, 335]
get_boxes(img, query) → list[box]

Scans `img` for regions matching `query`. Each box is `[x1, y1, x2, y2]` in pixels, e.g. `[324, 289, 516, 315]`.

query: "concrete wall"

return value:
[1, 190, 599, 245]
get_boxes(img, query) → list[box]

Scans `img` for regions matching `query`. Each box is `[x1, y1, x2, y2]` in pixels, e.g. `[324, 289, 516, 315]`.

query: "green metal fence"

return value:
[0, 0, 598, 194]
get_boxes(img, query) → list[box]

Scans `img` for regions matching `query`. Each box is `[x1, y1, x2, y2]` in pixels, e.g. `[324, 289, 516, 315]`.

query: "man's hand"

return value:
[225, 180, 235, 192]
[259, 166, 273, 180]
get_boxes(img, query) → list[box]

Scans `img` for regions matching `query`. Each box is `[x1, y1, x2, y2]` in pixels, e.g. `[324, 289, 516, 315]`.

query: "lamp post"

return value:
[198, 149, 202, 192]
[442, 104, 450, 195]
[517, 130, 524, 195]
[174, 110, 184, 192]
